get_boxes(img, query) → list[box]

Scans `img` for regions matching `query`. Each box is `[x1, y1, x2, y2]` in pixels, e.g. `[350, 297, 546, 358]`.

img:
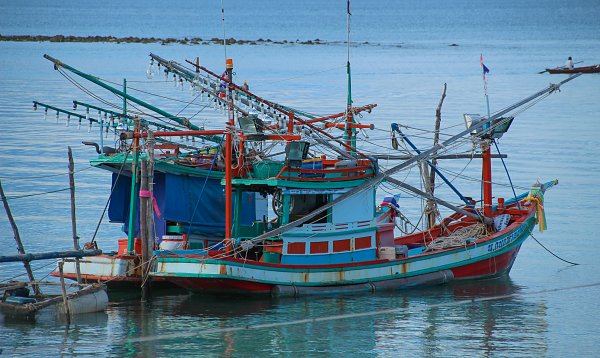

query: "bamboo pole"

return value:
[0, 249, 102, 263]
[0, 179, 40, 296]
[67, 147, 82, 283]
[58, 261, 71, 323]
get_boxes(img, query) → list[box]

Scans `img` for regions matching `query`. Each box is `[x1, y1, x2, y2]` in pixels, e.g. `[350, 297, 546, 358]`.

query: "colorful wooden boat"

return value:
[149, 60, 577, 295]
[546, 64, 600, 74]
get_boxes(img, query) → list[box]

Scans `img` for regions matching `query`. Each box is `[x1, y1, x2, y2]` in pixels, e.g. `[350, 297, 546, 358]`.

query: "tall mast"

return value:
[345, 0, 355, 154]
[480, 54, 493, 217]
[225, 58, 234, 253]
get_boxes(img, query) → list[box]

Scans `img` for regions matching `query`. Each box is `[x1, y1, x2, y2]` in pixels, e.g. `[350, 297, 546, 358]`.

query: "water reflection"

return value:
[102, 278, 549, 356]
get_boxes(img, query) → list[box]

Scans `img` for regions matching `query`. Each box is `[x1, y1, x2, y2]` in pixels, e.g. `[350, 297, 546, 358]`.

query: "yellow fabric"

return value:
[525, 190, 546, 232]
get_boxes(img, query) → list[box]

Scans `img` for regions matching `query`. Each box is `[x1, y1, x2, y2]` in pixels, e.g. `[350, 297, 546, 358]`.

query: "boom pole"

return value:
[43, 54, 199, 130]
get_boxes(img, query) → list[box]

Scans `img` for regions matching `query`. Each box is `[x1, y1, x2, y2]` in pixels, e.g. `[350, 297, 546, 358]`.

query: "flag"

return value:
[480, 54, 490, 78]
[480, 53, 490, 94]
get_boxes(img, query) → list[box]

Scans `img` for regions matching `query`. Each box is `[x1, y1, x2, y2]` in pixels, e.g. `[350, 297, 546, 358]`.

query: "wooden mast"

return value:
[225, 58, 234, 253]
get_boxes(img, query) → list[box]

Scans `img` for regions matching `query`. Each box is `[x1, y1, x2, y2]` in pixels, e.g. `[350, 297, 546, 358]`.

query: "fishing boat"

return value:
[37, 55, 578, 295]
[546, 64, 600, 74]
[147, 54, 580, 295]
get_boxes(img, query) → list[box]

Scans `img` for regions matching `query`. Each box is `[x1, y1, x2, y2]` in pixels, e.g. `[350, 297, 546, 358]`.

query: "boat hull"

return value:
[546, 64, 600, 74]
[153, 212, 536, 296]
[50, 255, 171, 289]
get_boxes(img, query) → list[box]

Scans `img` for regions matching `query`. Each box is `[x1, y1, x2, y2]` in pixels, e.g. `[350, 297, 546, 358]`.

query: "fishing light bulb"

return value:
[44, 109, 48, 120]
[56, 111, 59, 122]
[66, 114, 70, 127]
[78, 119, 82, 130]
[146, 64, 154, 79]
[88, 122, 92, 133]
[33, 102, 37, 111]
[164, 69, 168, 80]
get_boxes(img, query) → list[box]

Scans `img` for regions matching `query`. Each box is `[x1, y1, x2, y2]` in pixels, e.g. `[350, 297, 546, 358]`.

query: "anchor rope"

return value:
[528, 229, 579, 266]
[90, 147, 131, 244]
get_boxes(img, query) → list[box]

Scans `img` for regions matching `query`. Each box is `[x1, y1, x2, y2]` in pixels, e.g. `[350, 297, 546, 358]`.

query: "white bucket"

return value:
[159, 235, 185, 251]
[378, 246, 396, 260]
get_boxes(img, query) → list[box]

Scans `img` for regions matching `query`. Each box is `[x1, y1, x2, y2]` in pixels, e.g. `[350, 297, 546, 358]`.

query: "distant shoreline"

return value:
[0, 35, 334, 46]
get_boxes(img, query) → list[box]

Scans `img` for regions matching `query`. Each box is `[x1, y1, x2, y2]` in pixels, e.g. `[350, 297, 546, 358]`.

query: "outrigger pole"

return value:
[43, 54, 204, 132]
[73, 100, 183, 132]
[154, 53, 376, 158]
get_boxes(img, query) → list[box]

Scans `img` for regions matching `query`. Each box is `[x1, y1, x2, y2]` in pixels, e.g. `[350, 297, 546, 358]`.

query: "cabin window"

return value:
[310, 241, 329, 254]
[355, 236, 372, 250]
[333, 239, 351, 252]
[290, 194, 329, 224]
[287, 242, 306, 255]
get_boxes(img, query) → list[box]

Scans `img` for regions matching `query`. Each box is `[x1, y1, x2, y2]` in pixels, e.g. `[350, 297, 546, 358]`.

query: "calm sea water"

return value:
[1, 1, 600, 356]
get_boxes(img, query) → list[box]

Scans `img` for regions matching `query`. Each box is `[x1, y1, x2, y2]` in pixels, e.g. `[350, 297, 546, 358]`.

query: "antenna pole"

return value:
[345, 0, 355, 153]
[221, 0, 227, 60]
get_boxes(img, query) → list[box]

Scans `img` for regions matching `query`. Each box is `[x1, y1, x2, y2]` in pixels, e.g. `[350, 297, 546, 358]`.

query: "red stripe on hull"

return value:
[167, 277, 274, 294]
[451, 244, 522, 280]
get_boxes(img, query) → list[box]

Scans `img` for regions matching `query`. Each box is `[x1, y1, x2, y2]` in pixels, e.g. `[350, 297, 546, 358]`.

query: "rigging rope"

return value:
[90, 148, 131, 244]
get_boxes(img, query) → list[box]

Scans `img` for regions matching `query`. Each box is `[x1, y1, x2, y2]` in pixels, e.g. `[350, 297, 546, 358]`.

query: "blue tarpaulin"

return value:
[108, 172, 256, 238]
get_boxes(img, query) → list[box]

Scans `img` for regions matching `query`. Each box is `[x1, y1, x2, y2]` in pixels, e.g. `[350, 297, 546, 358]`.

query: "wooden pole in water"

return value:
[58, 260, 71, 324]
[67, 146, 82, 283]
[139, 157, 149, 299]
[0, 179, 40, 296]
